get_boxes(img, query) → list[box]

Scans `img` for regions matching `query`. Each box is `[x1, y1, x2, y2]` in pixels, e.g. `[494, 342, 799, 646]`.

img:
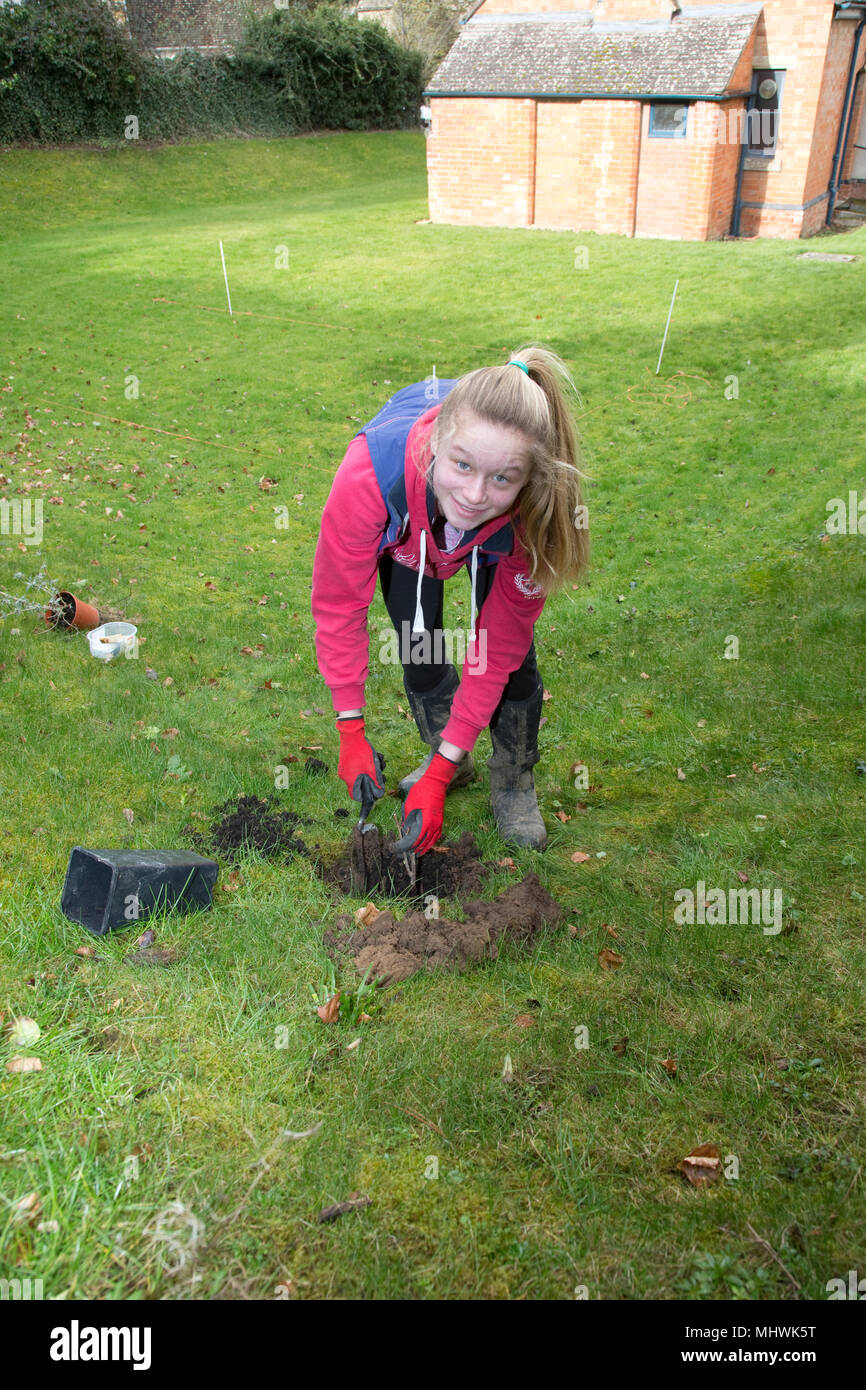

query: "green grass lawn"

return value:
[1, 131, 864, 1300]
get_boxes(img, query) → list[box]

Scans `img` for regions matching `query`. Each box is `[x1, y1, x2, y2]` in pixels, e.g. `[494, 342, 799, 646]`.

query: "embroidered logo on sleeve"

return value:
[514, 572, 544, 598]
[393, 549, 418, 568]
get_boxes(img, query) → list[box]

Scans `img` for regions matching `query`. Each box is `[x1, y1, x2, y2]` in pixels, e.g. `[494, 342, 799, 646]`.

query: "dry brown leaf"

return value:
[6, 1056, 43, 1074]
[571, 851, 591, 864]
[300, 745, 323, 752]
[12, 1192, 41, 1224]
[316, 992, 341, 1024]
[676, 768, 686, 781]
[736, 870, 749, 883]
[345, 1037, 361, 1051]
[317, 1194, 370, 1223]
[359, 1012, 372, 1023]
[554, 810, 571, 823]
[661, 1058, 678, 1076]
[598, 947, 624, 970]
[75, 945, 95, 958]
[514, 1014, 536, 1028]
[122, 807, 134, 824]
[542, 689, 552, 702]
[134, 928, 156, 949]
[602, 923, 619, 938]
[354, 904, 382, 928]
[678, 1142, 721, 1185]
[612, 1037, 629, 1056]
[498, 857, 516, 870]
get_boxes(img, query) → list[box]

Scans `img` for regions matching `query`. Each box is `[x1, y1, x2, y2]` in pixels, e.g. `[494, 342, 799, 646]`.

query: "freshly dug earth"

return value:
[322, 825, 490, 901]
[323, 873, 563, 983]
[198, 794, 310, 859]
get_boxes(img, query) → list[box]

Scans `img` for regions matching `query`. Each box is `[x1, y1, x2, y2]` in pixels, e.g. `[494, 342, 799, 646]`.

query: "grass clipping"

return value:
[324, 873, 563, 984]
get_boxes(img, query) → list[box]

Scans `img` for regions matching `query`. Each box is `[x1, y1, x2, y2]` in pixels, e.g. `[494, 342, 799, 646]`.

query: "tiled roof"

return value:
[426, 5, 762, 98]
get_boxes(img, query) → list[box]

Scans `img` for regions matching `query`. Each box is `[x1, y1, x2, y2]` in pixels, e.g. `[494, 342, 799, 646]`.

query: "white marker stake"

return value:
[219, 240, 233, 317]
[655, 279, 679, 375]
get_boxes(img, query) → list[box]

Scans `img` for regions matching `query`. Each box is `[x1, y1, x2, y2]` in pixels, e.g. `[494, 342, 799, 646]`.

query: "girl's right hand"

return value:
[336, 717, 386, 803]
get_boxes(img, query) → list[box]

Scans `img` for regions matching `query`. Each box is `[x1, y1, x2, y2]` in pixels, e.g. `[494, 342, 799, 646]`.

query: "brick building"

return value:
[425, 0, 866, 238]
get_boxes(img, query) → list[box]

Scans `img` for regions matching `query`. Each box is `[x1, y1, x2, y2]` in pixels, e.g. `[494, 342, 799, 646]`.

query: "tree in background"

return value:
[385, 0, 465, 82]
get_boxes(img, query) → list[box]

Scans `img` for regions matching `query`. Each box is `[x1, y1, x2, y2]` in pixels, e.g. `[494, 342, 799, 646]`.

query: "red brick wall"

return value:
[534, 100, 640, 234]
[427, 97, 537, 227]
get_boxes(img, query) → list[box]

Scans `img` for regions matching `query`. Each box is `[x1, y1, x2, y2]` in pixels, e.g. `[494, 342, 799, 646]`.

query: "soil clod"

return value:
[323, 872, 563, 983]
[200, 794, 309, 859]
[322, 825, 490, 901]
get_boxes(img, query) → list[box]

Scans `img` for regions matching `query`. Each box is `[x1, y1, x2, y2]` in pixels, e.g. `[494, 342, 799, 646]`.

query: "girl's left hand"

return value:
[394, 751, 459, 855]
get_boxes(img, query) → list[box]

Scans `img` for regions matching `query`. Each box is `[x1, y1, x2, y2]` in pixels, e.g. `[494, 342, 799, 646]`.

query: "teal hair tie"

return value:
[510, 360, 530, 376]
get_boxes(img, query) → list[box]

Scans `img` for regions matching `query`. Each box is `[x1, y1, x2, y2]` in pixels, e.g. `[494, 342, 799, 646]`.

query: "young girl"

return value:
[311, 344, 589, 856]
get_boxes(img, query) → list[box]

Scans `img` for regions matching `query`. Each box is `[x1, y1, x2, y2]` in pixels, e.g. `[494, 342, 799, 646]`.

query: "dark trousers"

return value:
[378, 553, 540, 704]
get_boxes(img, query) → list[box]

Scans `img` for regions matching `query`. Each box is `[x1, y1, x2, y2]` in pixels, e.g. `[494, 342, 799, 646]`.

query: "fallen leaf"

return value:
[571, 851, 591, 864]
[300, 745, 323, 752]
[676, 768, 686, 781]
[598, 947, 624, 970]
[12, 1192, 41, 1224]
[359, 1012, 372, 1023]
[678, 1143, 721, 1185]
[6, 1056, 43, 1073]
[316, 992, 341, 1023]
[7, 1017, 40, 1047]
[514, 1014, 536, 1028]
[317, 1194, 370, 1223]
[123, 947, 178, 967]
[163, 677, 174, 687]
[204, 581, 216, 590]
[554, 810, 571, 823]
[501, 1053, 514, 1082]
[345, 1037, 361, 1051]
[122, 807, 134, 824]
[355, 904, 382, 928]
[601, 923, 618, 938]
[498, 857, 516, 869]
[640, 672, 649, 679]
[542, 689, 552, 702]
[223, 871, 243, 892]
[75, 945, 96, 958]
[612, 1037, 629, 1055]
[162, 728, 179, 739]
[660, 1058, 678, 1076]
[133, 928, 156, 949]
[736, 870, 749, 883]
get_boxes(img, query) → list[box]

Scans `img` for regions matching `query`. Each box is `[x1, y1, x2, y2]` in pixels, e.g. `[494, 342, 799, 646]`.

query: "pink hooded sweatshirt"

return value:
[311, 401, 547, 753]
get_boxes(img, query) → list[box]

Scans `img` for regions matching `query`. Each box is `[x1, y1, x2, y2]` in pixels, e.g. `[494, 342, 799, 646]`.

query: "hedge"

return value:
[0, 0, 424, 144]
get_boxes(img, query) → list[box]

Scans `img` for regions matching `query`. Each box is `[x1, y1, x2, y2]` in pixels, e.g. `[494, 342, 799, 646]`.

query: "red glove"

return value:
[336, 717, 386, 804]
[394, 751, 458, 856]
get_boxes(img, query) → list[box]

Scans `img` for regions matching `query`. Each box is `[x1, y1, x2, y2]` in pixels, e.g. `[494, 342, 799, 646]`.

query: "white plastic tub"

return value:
[87, 622, 138, 661]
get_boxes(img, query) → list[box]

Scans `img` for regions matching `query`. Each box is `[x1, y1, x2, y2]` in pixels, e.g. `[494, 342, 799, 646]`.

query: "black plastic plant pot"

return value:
[61, 848, 219, 937]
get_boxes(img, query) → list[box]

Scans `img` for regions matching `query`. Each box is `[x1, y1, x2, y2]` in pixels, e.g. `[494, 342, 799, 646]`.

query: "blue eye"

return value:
[455, 460, 470, 471]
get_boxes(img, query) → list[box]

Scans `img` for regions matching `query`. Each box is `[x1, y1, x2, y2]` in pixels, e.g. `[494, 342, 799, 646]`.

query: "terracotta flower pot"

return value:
[45, 591, 101, 631]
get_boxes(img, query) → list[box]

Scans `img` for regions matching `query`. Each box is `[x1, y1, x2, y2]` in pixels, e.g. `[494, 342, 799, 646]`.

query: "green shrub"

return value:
[0, 0, 423, 145]
[0, 0, 143, 142]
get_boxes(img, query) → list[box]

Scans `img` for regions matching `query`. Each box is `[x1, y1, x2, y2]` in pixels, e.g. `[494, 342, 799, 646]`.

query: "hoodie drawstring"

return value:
[469, 545, 479, 645]
[412, 529, 427, 634]
[413, 532, 479, 647]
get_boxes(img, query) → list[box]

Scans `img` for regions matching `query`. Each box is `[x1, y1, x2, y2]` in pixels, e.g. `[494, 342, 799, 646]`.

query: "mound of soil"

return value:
[323, 873, 563, 983]
[321, 825, 489, 901]
[201, 794, 310, 859]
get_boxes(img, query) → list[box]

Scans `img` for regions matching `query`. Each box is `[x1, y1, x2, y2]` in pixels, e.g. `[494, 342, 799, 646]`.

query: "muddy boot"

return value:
[398, 667, 476, 795]
[487, 680, 547, 850]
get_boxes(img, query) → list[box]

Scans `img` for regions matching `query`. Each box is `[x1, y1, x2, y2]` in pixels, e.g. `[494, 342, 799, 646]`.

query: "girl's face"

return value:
[431, 412, 531, 530]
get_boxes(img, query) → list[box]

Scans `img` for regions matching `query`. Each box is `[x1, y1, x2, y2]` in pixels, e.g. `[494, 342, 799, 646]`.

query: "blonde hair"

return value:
[418, 343, 590, 595]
